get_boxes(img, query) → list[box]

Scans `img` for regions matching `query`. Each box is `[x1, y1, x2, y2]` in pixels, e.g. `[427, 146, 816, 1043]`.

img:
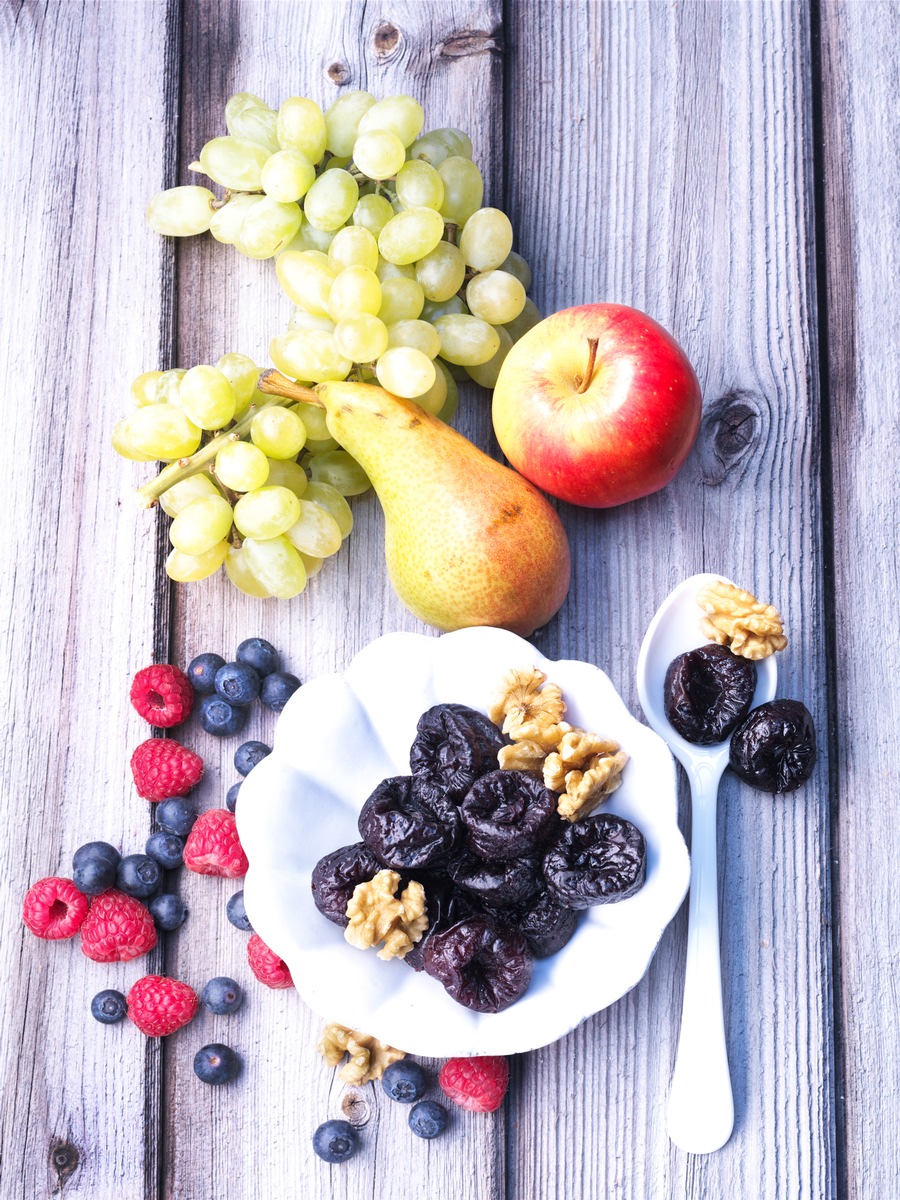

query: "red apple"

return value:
[491, 304, 702, 508]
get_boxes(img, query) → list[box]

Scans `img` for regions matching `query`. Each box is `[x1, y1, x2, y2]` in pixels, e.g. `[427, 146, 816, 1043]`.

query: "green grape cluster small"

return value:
[145, 90, 542, 405]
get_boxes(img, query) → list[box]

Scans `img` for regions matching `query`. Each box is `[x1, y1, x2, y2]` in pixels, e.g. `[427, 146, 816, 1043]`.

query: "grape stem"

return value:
[575, 337, 600, 394]
[256, 370, 323, 406]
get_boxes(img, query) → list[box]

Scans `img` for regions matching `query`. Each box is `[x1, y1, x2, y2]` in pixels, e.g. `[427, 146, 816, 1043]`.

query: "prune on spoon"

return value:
[311, 842, 382, 927]
[729, 699, 816, 792]
[409, 704, 504, 805]
[423, 917, 533, 1013]
[664, 643, 757, 745]
[448, 851, 542, 909]
[358, 776, 458, 871]
[543, 813, 646, 909]
[460, 769, 558, 861]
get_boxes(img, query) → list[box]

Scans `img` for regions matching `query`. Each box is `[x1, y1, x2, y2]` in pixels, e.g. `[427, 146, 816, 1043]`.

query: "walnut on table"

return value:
[318, 1023, 405, 1085]
[344, 869, 428, 961]
[696, 579, 787, 660]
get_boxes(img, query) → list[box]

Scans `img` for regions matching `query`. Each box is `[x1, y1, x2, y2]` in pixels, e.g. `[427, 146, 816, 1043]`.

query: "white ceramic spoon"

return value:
[636, 573, 777, 1154]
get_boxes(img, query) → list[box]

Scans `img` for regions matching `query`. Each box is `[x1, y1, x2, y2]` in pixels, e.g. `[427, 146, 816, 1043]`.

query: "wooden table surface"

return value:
[3, 1, 898, 1197]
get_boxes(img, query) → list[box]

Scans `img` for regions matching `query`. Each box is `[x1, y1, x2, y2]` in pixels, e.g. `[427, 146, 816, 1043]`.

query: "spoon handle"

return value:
[667, 758, 734, 1153]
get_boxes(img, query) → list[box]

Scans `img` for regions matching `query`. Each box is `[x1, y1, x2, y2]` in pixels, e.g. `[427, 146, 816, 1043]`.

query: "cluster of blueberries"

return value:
[189, 638, 300, 738]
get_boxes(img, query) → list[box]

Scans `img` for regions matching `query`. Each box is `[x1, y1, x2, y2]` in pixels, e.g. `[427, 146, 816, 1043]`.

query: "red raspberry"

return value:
[22, 877, 89, 940]
[439, 1056, 509, 1113]
[131, 738, 203, 801]
[80, 889, 157, 962]
[247, 933, 293, 989]
[183, 809, 248, 878]
[127, 975, 198, 1036]
[130, 664, 194, 728]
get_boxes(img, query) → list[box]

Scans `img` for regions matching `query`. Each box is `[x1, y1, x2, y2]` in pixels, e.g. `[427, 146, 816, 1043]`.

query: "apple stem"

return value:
[575, 337, 600, 394]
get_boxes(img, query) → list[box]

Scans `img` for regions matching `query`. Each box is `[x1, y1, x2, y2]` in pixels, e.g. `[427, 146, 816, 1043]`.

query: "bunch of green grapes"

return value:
[112, 353, 362, 599]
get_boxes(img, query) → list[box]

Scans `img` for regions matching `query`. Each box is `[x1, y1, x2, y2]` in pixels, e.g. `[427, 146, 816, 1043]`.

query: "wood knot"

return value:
[326, 61, 351, 85]
[49, 1139, 80, 1187]
[341, 1088, 371, 1126]
[438, 29, 503, 58]
[373, 22, 401, 55]
[699, 390, 761, 486]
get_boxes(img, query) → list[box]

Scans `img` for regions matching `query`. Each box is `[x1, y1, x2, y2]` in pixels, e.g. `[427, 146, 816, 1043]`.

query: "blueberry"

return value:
[201, 976, 243, 1015]
[234, 740, 271, 777]
[156, 797, 197, 837]
[116, 853, 161, 899]
[236, 637, 280, 677]
[312, 1119, 358, 1164]
[226, 890, 253, 932]
[381, 1059, 428, 1103]
[73, 841, 120, 871]
[91, 989, 127, 1024]
[225, 781, 242, 813]
[187, 652, 226, 694]
[148, 892, 187, 931]
[260, 671, 301, 713]
[199, 693, 249, 737]
[194, 1043, 241, 1085]
[145, 832, 185, 870]
[74, 856, 116, 896]
[215, 662, 260, 706]
[408, 1100, 449, 1139]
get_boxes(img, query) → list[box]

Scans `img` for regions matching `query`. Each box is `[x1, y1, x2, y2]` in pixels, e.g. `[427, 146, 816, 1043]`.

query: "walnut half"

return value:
[318, 1023, 405, 1084]
[697, 579, 788, 660]
[543, 728, 629, 822]
[344, 869, 428, 961]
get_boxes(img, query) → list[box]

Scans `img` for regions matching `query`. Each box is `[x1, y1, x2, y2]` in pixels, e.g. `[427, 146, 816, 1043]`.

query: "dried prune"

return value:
[403, 874, 477, 971]
[729, 699, 816, 792]
[448, 851, 542, 909]
[664, 643, 757, 745]
[460, 769, 558, 861]
[515, 890, 580, 958]
[543, 813, 646, 909]
[311, 842, 381, 927]
[409, 704, 504, 805]
[423, 917, 533, 1013]
[358, 776, 457, 871]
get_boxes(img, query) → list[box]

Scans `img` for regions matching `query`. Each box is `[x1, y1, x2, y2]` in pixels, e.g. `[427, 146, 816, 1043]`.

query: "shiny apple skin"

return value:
[492, 304, 702, 508]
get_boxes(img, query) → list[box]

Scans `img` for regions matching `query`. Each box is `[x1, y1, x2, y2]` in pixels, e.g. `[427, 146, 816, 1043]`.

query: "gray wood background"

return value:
[1, 1, 895, 1197]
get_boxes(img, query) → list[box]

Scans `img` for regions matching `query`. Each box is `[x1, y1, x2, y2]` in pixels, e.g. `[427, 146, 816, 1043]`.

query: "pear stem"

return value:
[256, 369, 323, 406]
[575, 337, 599, 394]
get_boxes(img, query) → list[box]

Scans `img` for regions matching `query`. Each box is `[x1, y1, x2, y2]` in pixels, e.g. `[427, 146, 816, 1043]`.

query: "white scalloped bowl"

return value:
[237, 627, 689, 1057]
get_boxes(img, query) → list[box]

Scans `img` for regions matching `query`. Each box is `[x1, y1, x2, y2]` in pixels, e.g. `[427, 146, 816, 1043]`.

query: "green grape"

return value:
[293, 400, 331, 441]
[378, 207, 444, 265]
[242, 536, 307, 599]
[327, 154, 353, 170]
[357, 95, 425, 148]
[298, 550, 324, 578]
[464, 269, 526, 325]
[250, 406, 307, 458]
[438, 157, 484, 224]
[352, 129, 406, 179]
[284, 500, 343, 557]
[131, 370, 163, 407]
[395, 160, 444, 211]
[353, 193, 395, 238]
[154, 368, 186, 405]
[215, 440, 270, 491]
[304, 480, 353, 538]
[170, 495, 235, 554]
[378, 276, 425, 324]
[158, 473, 221, 518]
[499, 251, 532, 291]
[435, 360, 459, 423]
[276, 250, 336, 317]
[277, 96, 327, 161]
[270, 331, 351, 383]
[411, 360, 447, 416]
[198, 136, 270, 190]
[503, 296, 542, 342]
[327, 266, 381, 321]
[166, 540, 229, 583]
[209, 194, 263, 245]
[236, 198, 303, 259]
[334, 313, 388, 362]
[179, 365, 236, 430]
[146, 186, 216, 237]
[421, 295, 468, 322]
[328, 226, 379, 272]
[466, 325, 513, 388]
[284, 220, 336, 254]
[216, 352, 259, 413]
[387, 319, 441, 358]
[264, 458, 309, 498]
[410, 128, 473, 167]
[307, 450, 371, 496]
[459, 208, 513, 271]
[303, 169, 358, 231]
[233, 485, 302, 539]
[224, 92, 280, 153]
[224, 545, 272, 597]
[376, 258, 416, 283]
[325, 90, 376, 156]
[305, 437, 340, 456]
[434, 314, 500, 366]
[261, 149, 316, 202]
[127, 405, 202, 460]
[288, 308, 335, 334]
[375, 346, 435, 398]
[415, 241, 465, 302]
[111, 419, 155, 461]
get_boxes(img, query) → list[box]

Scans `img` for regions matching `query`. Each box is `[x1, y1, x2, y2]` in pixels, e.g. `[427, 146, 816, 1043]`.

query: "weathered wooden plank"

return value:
[505, 2, 835, 1196]
[817, 3, 900, 1196]
[0, 1, 178, 1196]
